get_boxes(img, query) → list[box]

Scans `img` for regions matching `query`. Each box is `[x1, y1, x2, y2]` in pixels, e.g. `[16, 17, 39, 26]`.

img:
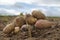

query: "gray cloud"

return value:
[31, 0, 60, 6]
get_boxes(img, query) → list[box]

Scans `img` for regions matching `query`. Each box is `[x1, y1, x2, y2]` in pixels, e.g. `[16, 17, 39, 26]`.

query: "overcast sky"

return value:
[0, 0, 60, 16]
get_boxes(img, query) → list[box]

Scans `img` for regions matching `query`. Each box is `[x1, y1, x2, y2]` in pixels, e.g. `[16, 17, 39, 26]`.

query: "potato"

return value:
[3, 23, 15, 34]
[25, 14, 37, 25]
[35, 20, 56, 28]
[32, 10, 46, 19]
[13, 27, 20, 34]
[14, 16, 25, 27]
[26, 16, 37, 25]
[25, 14, 32, 17]
[21, 25, 33, 31]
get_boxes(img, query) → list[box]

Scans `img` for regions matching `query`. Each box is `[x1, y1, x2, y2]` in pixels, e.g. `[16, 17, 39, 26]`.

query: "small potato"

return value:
[32, 10, 46, 19]
[3, 23, 15, 34]
[13, 27, 20, 34]
[35, 20, 56, 28]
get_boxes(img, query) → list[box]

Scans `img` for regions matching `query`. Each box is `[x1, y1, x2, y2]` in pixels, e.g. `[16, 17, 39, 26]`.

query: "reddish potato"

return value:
[35, 20, 56, 28]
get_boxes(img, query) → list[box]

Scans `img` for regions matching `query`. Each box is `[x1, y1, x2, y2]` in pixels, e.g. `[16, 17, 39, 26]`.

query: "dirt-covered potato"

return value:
[3, 23, 15, 34]
[32, 10, 46, 19]
[13, 27, 20, 34]
[35, 20, 56, 28]
[14, 16, 25, 27]
[21, 24, 33, 31]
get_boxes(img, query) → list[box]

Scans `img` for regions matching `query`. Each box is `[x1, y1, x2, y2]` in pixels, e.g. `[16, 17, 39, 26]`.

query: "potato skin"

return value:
[25, 16, 37, 25]
[25, 14, 37, 25]
[14, 16, 25, 27]
[3, 23, 15, 34]
[25, 14, 32, 17]
[35, 20, 55, 28]
[32, 10, 46, 19]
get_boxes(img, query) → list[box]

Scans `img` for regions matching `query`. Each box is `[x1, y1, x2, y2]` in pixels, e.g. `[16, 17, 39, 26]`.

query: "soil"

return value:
[0, 17, 60, 40]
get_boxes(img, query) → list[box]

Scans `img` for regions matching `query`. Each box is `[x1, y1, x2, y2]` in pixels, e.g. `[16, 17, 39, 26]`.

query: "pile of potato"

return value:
[3, 10, 57, 35]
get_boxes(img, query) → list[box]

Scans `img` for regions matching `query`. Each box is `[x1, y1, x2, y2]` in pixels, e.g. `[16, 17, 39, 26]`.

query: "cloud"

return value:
[34, 0, 60, 4]
[43, 7, 60, 16]
[0, 2, 40, 13]
[0, 0, 60, 6]
[0, 8, 20, 15]
[0, 3, 60, 16]
[0, 0, 60, 16]
[0, 0, 34, 5]
[0, 0, 16, 5]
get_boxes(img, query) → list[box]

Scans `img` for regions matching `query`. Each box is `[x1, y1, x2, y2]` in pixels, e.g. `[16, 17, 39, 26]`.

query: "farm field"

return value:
[0, 16, 60, 40]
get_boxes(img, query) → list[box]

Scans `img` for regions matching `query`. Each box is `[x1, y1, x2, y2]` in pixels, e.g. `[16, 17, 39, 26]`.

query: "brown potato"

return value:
[32, 10, 46, 19]
[14, 16, 25, 27]
[3, 23, 15, 34]
[13, 27, 20, 34]
[35, 20, 56, 28]
[25, 14, 37, 25]
[25, 14, 32, 17]
[25, 16, 37, 25]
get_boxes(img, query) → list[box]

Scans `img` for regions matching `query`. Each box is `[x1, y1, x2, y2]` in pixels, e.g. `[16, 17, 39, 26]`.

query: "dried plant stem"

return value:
[26, 21, 32, 37]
